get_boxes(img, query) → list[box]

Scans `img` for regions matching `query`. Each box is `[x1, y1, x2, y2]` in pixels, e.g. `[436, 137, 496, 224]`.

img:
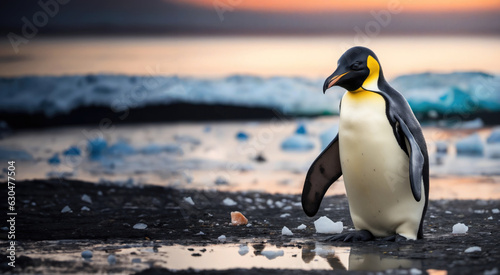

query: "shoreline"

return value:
[1, 179, 499, 274]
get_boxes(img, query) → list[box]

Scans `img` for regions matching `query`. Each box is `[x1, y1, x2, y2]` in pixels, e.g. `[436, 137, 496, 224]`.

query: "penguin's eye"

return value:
[350, 62, 363, 71]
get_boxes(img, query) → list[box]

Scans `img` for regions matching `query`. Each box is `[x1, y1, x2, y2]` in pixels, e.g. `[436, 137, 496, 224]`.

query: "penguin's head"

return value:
[323, 46, 383, 93]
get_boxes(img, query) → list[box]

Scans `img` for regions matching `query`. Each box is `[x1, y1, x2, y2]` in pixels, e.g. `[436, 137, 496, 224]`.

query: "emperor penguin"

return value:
[302, 46, 429, 242]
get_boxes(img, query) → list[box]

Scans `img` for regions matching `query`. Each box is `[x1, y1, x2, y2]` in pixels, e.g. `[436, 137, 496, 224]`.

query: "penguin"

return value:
[302, 46, 429, 242]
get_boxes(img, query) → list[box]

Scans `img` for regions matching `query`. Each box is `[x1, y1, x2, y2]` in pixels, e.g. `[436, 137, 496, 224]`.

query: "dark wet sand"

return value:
[1, 179, 499, 274]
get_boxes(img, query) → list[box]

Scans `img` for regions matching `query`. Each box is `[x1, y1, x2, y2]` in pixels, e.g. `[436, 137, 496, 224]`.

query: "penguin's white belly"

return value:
[339, 90, 425, 239]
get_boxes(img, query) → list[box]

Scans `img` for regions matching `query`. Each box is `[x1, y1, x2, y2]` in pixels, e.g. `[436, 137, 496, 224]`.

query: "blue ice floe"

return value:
[87, 138, 108, 159]
[295, 123, 307, 135]
[281, 135, 315, 152]
[486, 128, 500, 158]
[236, 131, 250, 141]
[48, 153, 61, 165]
[1, 72, 498, 119]
[455, 133, 484, 156]
[0, 147, 33, 160]
[106, 140, 135, 156]
[63, 146, 81, 156]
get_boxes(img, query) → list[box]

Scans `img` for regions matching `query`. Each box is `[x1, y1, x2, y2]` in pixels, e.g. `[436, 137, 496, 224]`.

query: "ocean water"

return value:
[1, 35, 500, 198]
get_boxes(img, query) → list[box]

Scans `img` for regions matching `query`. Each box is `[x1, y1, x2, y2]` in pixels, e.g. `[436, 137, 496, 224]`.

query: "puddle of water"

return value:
[14, 240, 439, 273]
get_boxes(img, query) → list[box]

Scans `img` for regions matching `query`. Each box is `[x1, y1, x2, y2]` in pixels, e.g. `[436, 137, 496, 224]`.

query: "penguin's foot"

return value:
[381, 234, 408, 242]
[323, 230, 374, 242]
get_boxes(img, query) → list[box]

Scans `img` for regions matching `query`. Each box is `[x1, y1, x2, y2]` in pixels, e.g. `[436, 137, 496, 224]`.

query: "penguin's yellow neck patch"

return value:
[344, 88, 383, 103]
[360, 55, 380, 92]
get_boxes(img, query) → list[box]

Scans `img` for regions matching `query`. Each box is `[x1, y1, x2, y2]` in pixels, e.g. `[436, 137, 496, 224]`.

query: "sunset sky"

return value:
[178, 0, 500, 12]
[1, 0, 499, 35]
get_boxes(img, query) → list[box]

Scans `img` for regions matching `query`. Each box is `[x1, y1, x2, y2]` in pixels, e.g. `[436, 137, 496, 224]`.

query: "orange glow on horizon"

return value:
[175, 0, 500, 13]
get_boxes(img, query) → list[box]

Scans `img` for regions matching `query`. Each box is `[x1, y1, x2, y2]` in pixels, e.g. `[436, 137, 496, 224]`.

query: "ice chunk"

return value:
[141, 144, 182, 155]
[107, 254, 116, 265]
[456, 133, 483, 156]
[281, 135, 314, 151]
[486, 144, 500, 158]
[464, 246, 481, 253]
[320, 125, 339, 150]
[314, 216, 343, 234]
[238, 245, 249, 256]
[295, 123, 307, 135]
[214, 176, 229, 185]
[261, 250, 284, 260]
[280, 213, 291, 218]
[410, 268, 422, 275]
[492, 208, 500, 214]
[106, 141, 135, 156]
[195, 231, 205, 235]
[452, 223, 468, 234]
[0, 147, 33, 161]
[275, 201, 285, 208]
[48, 153, 61, 165]
[183, 197, 195, 206]
[81, 206, 90, 211]
[81, 194, 92, 204]
[63, 146, 81, 156]
[88, 138, 107, 159]
[484, 268, 499, 275]
[435, 141, 448, 154]
[459, 118, 484, 129]
[236, 131, 250, 141]
[218, 235, 226, 242]
[222, 198, 237, 206]
[81, 250, 93, 259]
[281, 226, 293, 236]
[61, 205, 72, 213]
[487, 128, 500, 144]
[133, 223, 147, 229]
[297, 224, 307, 230]
[174, 135, 201, 145]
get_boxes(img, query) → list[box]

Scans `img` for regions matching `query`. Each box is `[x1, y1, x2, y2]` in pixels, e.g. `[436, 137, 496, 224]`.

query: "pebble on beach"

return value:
[231, 211, 248, 225]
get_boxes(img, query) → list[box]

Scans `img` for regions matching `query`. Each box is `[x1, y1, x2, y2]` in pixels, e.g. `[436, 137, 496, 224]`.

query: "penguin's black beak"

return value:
[323, 69, 349, 94]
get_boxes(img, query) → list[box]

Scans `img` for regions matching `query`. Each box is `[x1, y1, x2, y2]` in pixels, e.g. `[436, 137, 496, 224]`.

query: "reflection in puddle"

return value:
[16, 240, 429, 273]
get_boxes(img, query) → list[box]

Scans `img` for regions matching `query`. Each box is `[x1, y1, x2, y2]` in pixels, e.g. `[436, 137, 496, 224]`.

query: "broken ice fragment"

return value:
[107, 254, 116, 265]
[452, 223, 468, 234]
[183, 197, 195, 206]
[314, 216, 343, 234]
[61, 205, 72, 213]
[81, 194, 92, 204]
[464, 246, 481, 253]
[81, 250, 93, 259]
[297, 224, 307, 230]
[222, 198, 237, 206]
[218, 235, 226, 242]
[281, 226, 293, 236]
[133, 223, 147, 230]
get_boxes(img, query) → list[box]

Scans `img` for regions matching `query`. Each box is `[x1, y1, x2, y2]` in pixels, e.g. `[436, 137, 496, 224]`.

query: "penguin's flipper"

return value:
[302, 134, 342, 217]
[396, 116, 424, 202]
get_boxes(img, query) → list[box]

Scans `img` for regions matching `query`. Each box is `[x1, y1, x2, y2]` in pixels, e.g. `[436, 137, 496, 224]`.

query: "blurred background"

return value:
[0, 0, 499, 198]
